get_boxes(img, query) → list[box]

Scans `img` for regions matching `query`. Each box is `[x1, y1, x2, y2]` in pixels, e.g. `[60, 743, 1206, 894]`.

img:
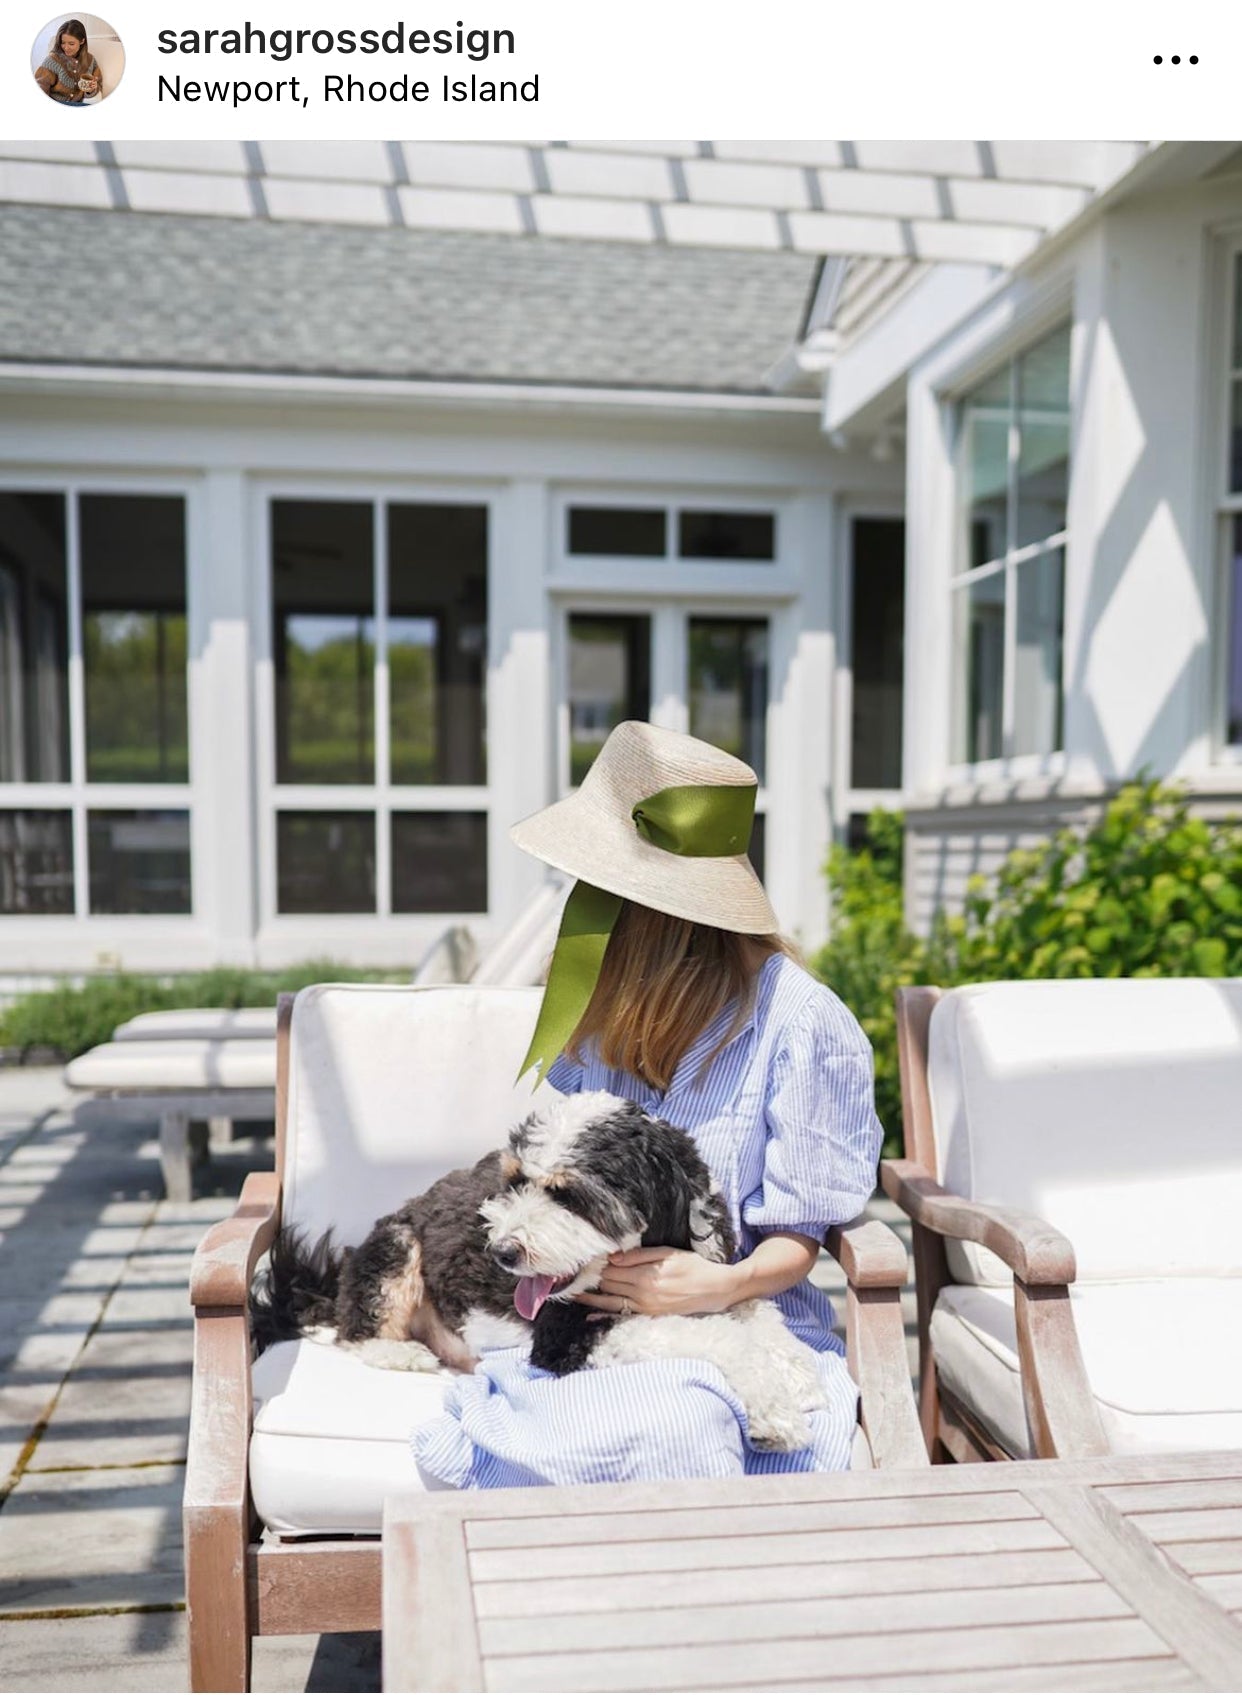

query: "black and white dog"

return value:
[252, 1090, 826, 1451]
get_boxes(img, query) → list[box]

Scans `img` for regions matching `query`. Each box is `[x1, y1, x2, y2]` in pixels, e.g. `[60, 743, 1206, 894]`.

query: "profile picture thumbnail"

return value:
[32, 13, 125, 106]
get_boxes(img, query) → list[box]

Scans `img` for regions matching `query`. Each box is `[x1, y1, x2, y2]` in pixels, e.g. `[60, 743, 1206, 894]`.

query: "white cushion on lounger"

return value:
[931, 1278, 1242, 1458]
[65, 1038, 276, 1091]
[926, 979, 1242, 1285]
[250, 1338, 450, 1534]
[112, 1008, 277, 1042]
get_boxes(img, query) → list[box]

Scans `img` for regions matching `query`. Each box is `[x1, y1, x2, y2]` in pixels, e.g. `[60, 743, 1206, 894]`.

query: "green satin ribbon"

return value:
[516, 782, 756, 1083]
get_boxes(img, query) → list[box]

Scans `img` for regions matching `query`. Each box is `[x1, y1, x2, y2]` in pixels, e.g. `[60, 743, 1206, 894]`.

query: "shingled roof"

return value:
[0, 204, 820, 394]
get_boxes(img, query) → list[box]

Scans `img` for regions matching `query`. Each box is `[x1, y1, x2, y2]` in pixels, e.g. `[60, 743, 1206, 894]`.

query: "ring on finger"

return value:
[618, 1296, 634, 1316]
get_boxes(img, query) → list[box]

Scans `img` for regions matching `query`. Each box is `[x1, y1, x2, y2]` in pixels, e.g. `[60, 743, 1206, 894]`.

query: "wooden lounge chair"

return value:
[184, 981, 924, 1692]
[887, 978, 1242, 1463]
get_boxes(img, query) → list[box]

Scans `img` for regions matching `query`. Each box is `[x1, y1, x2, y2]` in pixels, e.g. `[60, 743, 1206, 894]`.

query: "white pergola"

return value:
[1, 139, 1146, 264]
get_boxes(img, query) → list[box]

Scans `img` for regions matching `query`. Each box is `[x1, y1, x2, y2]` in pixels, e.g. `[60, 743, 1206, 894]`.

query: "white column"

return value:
[189, 469, 256, 963]
[759, 495, 833, 951]
[487, 480, 552, 936]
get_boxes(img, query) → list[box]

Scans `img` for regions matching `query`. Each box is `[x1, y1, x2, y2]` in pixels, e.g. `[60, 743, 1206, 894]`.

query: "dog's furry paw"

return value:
[746, 1408, 815, 1453]
[342, 1338, 443, 1372]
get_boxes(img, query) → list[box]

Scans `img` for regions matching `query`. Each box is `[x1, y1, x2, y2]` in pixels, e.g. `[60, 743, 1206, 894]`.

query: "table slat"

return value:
[483, 1616, 1167, 1693]
[468, 1515, 1066, 1583]
[766, 1659, 1203, 1692]
[382, 1509, 481, 1695]
[464, 1490, 1038, 1551]
[477, 1579, 1130, 1658]
[1103, 1479, 1242, 1514]
[1167, 1541, 1242, 1576]
[472, 1545, 1097, 1620]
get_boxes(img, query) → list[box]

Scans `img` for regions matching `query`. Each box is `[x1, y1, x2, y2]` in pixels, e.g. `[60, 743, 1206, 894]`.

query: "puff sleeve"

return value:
[741, 990, 884, 1242]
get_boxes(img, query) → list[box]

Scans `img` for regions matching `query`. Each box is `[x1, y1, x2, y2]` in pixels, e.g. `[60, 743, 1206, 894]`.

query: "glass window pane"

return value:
[0, 811, 73, 915]
[568, 615, 651, 786]
[1231, 380, 1242, 496]
[567, 508, 666, 557]
[1013, 549, 1065, 757]
[957, 365, 1010, 571]
[688, 618, 769, 782]
[0, 493, 69, 784]
[80, 496, 187, 784]
[1234, 254, 1242, 369]
[1017, 326, 1071, 549]
[1229, 515, 1242, 746]
[850, 519, 905, 789]
[387, 505, 487, 786]
[952, 570, 1006, 763]
[272, 502, 374, 785]
[678, 511, 775, 561]
[391, 812, 487, 914]
[88, 810, 191, 915]
[276, 812, 375, 913]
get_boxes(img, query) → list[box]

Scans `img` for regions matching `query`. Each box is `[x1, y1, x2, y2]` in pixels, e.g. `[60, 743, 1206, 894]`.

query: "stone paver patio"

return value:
[0, 1066, 915, 1694]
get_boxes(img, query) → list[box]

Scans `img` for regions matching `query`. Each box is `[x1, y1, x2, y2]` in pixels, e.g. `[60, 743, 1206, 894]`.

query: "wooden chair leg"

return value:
[208, 1115, 235, 1153]
[185, 1310, 255, 1691]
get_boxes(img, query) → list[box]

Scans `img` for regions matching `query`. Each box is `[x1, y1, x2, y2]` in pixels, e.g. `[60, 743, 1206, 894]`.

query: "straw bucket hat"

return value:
[510, 720, 778, 934]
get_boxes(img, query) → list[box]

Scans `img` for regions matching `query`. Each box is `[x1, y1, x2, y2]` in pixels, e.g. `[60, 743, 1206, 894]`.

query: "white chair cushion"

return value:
[931, 1279, 1242, 1458]
[250, 1339, 450, 1534]
[112, 1008, 276, 1041]
[927, 979, 1242, 1284]
[65, 1037, 276, 1091]
[281, 983, 550, 1248]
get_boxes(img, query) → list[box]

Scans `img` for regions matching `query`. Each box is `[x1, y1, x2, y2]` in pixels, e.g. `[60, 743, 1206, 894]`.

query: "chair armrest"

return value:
[881, 1159, 1076, 1286]
[189, 1170, 280, 1310]
[824, 1214, 927, 1469]
[825, 1216, 909, 1289]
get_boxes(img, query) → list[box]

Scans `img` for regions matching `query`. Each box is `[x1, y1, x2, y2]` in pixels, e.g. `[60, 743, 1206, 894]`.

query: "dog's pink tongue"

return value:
[514, 1275, 557, 1321]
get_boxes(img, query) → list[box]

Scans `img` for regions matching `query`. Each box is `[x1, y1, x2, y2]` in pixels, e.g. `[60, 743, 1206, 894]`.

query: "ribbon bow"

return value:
[516, 782, 756, 1083]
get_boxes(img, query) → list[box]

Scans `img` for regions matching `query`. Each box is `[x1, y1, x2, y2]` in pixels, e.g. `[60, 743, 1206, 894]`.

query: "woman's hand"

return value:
[574, 1247, 742, 1317]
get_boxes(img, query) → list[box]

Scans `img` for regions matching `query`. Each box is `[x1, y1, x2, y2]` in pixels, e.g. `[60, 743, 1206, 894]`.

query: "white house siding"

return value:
[901, 165, 1242, 932]
[0, 378, 900, 973]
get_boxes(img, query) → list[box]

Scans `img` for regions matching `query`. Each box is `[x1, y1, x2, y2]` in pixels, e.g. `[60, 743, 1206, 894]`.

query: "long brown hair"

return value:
[56, 20, 88, 56]
[566, 900, 801, 1090]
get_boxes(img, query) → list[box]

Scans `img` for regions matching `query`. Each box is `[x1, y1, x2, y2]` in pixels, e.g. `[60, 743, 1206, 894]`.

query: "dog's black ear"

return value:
[530, 1301, 613, 1375]
[638, 1117, 711, 1252]
[690, 1190, 736, 1264]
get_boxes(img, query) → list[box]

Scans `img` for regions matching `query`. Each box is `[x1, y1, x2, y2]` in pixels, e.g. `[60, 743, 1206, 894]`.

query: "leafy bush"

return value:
[811, 811, 930, 1158]
[811, 781, 1242, 1159]
[0, 959, 407, 1062]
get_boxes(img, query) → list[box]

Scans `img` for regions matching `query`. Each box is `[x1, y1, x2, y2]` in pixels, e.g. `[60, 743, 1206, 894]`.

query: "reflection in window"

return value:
[0, 811, 73, 915]
[953, 569, 1005, 764]
[388, 505, 487, 786]
[1013, 546, 1065, 758]
[276, 812, 375, 913]
[952, 323, 1069, 762]
[1229, 516, 1242, 746]
[0, 493, 69, 785]
[391, 812, 487, 913]
[1017, 327, 1071, 550]
[1232, 255, 1242, 494]
[568, 615, 651, 785]
[567, 507, 666, 557]
[81, 496, 188, 784]
[850, 519, 905, 790]
[272, 502, 374, 784]
[678, 511, 775, 561]
[88, 810, 191, 915]
[688, 618, 769, 781]
[748, 812, 766, 886]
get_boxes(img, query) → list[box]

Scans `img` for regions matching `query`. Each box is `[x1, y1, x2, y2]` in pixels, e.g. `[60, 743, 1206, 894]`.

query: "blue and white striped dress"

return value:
[411, 952, 884, 1486]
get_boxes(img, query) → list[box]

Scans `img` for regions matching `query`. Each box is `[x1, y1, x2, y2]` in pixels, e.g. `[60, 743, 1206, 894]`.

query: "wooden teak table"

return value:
[383, 1449, 1242, 1692]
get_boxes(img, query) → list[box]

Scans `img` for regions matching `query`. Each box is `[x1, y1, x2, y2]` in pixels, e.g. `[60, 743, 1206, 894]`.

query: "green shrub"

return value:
[0, 958, 407, 1061]
[811, 781, 1242, 1161]
[947, 778, 1242, 982]
[811, 811, 927, 1159]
